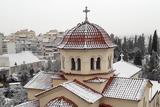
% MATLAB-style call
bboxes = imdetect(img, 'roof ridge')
[115,76,147,81]
[72,79,102,94]
[83,77,108,83]
[102,77,114,93]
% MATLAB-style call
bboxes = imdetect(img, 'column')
[75,58,78,71]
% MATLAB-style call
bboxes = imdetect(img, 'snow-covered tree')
[0,93,6,106]
[142,51,160,80]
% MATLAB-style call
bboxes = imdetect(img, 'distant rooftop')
[2,51,40,67]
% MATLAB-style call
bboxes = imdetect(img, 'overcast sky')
[0,0,160,36]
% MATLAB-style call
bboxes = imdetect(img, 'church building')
[18,7,153,107]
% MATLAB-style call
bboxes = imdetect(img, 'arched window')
[108,56,112,69]
[77,58,81,71]
[71,58,75,70]
[96,57,101,70]
[91,58,94,70]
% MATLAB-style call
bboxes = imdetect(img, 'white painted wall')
[7,42,16,54]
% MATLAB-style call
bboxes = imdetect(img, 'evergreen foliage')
[152,30,158,52]
[134,51,142,65]
[148,35,152,54]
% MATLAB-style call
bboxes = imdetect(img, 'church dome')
[58,7,116,49]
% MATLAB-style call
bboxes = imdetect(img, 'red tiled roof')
[58,21,116,49]
[102,77,149,101]
[61,79,102,103]
[36,79,102,103]
[45,96,78,107]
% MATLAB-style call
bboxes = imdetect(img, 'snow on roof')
[150,80,160,101]
[0,67,9,71]
[14,100,39,107]
[24,71,53,90]
[52,74,68,80]
[113,60,141,78]
[45,96,78,107]
[103,77,148,101]
[83,77,108,83]
[61,80,102,103]
[2,51,40,67]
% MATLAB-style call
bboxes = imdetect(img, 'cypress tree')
[148,35,152,54]
[152,30,158,52]
[134,35,137,47]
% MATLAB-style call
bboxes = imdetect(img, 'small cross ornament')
[120,53,124,61]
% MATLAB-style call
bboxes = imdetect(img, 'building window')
[108,56,112,69]
[96,57,101,70]
[77,58,81,71]
[71,58,75,70]
[91,58,94,70]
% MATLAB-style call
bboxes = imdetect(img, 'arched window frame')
[71,58,75,70]
[90,58,94,70]
[108,56,112,69]
[62,56,65,69]
[77,58,81,71]
[96,57,101,70]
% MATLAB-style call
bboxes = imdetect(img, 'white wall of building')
[0,56,9,67]
[7,42,16,54]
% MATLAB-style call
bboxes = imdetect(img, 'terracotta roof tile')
[58,21,116,49]
[103,77,148,101]
[45,96,78,107]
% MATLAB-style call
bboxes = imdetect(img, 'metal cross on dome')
[83,6,90,21]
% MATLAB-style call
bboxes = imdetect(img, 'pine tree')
[152,30,158,52]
